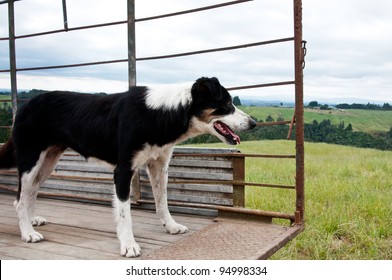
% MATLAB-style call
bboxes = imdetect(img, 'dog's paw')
[22,231,44,243]
[120,241,141,258]
[31,216,47,226]
[164,222,188,235]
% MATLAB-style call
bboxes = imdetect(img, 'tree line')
[308,100,392,111]
[1,91,391,150]
[184,115,392,151]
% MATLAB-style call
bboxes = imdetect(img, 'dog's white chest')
[132,144,173,169]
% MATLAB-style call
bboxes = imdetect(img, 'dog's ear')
[192,77,223,101]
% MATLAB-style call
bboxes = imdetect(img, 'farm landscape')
[0,92,391,259]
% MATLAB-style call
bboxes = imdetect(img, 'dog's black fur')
[0,77,256,257]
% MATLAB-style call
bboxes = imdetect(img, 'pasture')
[188,140,392,259]
[240,106,392,134]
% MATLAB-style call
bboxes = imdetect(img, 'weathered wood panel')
[0,146,244,216]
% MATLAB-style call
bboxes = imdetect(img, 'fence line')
[0,0,305,224]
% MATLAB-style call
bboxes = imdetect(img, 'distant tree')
[265,115,275,122]
[320,104,330,110]
[382,103,391,110]
[233,96,241,106]
[346,123,353,132]
[338,121,345,130]
[308,101,319,107]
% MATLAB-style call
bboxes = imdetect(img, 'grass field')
[186,140,392,259]
[240,106,392,134]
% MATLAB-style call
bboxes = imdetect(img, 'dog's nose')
[249,118,257,129]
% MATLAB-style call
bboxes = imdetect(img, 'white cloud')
[0,0,391,103]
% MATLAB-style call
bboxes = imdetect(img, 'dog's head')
[190,77,257,145]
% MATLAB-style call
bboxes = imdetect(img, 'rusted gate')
[0,0,305,258]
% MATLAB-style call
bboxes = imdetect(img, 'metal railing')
[0,0,305,224]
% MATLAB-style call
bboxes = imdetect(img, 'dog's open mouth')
[213,121,240,145]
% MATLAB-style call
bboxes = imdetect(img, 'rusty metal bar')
[8,0,17,121]
[62,0,69,31]
[135,0,253,22]
[127,0,136,88]
[256,120,292,127]
[0,1,252,41]
[293,0,305,224]
[0,0,21,6]
[0,170,295,190]
[227,80,295,91]
[137,199,295,221]
[0,38,294,73]
[172,153,295,159]
[136,38,294,61]
[0,20,128,41]
[141,179,296,190]
[287,112,296,140]
[0,58,128,73]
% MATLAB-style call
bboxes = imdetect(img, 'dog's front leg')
[113,163,141,257]
[147,158,188,234]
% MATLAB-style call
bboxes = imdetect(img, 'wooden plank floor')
[0,193,213,260]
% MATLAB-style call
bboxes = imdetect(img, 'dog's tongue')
[214,121,241,144]
[226,126,240,144]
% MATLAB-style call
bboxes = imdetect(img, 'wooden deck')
[0,193,302,260]
[0,193,213,260]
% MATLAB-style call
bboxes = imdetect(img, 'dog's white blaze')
[217,106,252,131]
[146,84,192,110]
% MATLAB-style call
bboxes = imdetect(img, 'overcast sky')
[0,0,391,103]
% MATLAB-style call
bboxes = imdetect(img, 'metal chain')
[301,40,307,69]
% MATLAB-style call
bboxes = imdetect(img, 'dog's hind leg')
[15,145,65,242]
[147,155,188,235]
[113,163,141,257]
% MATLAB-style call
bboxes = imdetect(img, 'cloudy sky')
[0,0,391,103]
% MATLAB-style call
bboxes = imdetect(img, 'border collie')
[0,77,256,257]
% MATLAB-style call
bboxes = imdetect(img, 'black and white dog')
[0,77,256,257]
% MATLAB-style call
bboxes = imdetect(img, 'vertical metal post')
[127,0,140,202]
[8,0,18,122]
[62,0,69,31]
[127,0,136,88]
[293,0,305,224]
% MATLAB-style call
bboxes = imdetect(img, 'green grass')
[240,106,392,134]
[185,140,392,259]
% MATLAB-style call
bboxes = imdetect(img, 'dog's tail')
[0,137,16,169]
